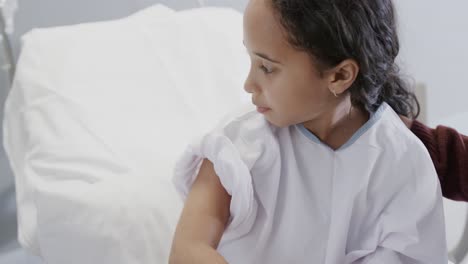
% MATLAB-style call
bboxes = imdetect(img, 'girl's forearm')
[169,242,228,264]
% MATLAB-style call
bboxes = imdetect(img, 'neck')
[302,95,369,150]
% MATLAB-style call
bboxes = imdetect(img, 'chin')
[264,116,292,128]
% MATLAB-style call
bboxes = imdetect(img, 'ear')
[327,59,359,96]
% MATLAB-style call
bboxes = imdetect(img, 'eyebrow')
[243,40,282,64]
[253,52,281,64]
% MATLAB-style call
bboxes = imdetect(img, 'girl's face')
[243,0,336,128]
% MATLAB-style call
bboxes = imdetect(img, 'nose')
[244,70,257,94]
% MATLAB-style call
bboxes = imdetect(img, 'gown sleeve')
[173,112,268,240]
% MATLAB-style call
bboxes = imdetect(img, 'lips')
[252,99,270,113]
[256,106,271,114]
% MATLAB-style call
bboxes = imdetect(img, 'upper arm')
[171,159,231,250]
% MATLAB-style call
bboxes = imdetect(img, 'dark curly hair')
[270,0,419,118]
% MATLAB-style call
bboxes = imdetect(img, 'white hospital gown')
[173,102,447,264]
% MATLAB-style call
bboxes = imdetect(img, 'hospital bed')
[1,2,248,263]
[1,2,467,264]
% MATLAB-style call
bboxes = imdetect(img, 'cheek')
[275,79,320,109]
[265,69,328,109]
[273,78,330,123]
[295,75,330,105]
[265,81,296,109]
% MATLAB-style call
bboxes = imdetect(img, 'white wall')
[395,0,468,125]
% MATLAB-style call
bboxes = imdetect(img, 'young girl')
[170,0,447,263]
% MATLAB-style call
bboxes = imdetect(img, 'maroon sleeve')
[411,120,468,201]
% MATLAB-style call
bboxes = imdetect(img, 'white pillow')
[3,4,248,263]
